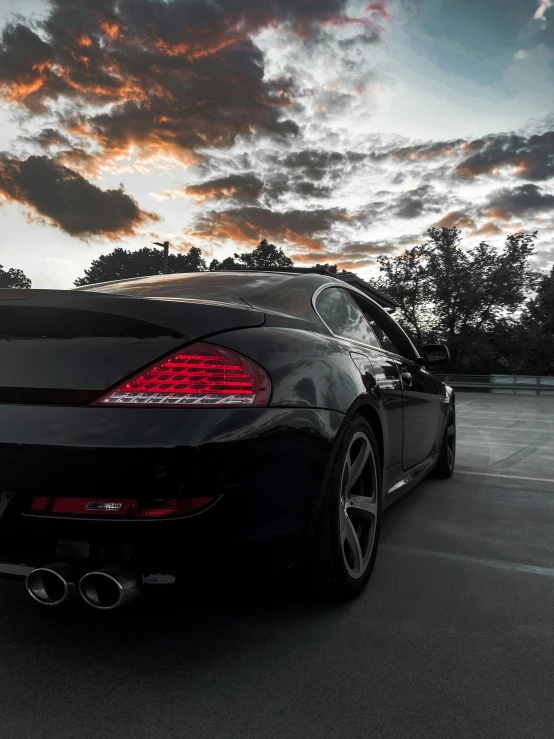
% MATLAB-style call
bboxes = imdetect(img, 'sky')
[0,0,553,288]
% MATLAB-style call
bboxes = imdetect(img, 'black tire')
[309,415,382,601]
[430,405,456,479]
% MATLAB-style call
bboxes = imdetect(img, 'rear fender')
[207,326,367,412]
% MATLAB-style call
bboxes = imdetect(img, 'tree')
[208,256,241,271]
[312,263,350,274]
[519,265,554,375]
[0,264,32,288]
[374,245,431,345]
[209,239,293,271]
[74,246,207,286]
[376,227,539,370]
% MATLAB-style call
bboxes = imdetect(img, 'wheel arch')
[302,398,384,552]
[352,403,384,476]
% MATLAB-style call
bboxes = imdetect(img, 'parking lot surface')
[1,393,553,739]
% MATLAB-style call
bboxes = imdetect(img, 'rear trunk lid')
[0,289,264,404]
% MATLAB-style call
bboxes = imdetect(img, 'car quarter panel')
[210,327,403,470]
[208,326,370,411]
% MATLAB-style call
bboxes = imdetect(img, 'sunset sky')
[0,0,553,288]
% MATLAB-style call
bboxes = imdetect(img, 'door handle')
[401,372,413,388]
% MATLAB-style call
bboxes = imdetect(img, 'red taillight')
[28,496,214,518]
[94,342,271,407]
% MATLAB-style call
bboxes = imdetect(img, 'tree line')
[375,228,553,376]
[3,229,553,375]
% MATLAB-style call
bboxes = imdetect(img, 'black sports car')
[0,269,455,609]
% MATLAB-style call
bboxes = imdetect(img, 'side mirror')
[421,344,450,365]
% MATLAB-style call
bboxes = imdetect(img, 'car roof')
[76,268,398,311]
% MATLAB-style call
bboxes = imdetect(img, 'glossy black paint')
[0,272,453,583]
[0,288,263,402]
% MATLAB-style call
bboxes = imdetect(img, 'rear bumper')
[0,404,344,579]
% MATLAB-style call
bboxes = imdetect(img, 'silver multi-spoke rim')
[340,431,379,579]
[446,412,456,470]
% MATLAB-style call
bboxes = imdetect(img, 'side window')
[315,288,381,348]
[350,294,413,359]
[371,323,403,355]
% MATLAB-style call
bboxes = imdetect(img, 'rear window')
[77,272,295,302]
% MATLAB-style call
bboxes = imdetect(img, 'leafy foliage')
[74,246,207,286]
[376,227,542,371]
[0,264,32,288]
[209,239,293,271]
[518,265,554,375]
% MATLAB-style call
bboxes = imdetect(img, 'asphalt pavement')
[1,392,554,739]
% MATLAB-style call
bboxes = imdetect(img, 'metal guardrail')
[433,374,554,396]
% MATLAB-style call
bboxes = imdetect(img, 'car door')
[313,286,403,469]
[395,356,441,469]
[350,294,441,471]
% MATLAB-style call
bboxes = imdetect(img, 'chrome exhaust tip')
[25,563,79,606]
[79,568,141,611]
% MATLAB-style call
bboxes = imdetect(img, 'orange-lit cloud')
[291,236,401,270]
[436,211,476,229]
[471,221,503,236]
[186,206,350,251]
[455,131,554,181]
[99,19,124,40]
[390,141,462,161]
[484,184,554,221]
[0,0,371,169]
[183,173,264,203]
[367,2,391,19]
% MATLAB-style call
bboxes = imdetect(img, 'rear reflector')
[28,496,214,518]
[0,289,36,300]
[94,342,271,407]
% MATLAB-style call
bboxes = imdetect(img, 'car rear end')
[0,286,340,608]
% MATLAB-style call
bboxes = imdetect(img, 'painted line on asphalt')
[382,544,554,578]
[457,441,547,447]
[458,413,554,420]
[454,469,554,484]
[459,425,554,431]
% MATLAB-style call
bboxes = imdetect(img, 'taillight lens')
[29,496,215,518]
[94,342,271,407]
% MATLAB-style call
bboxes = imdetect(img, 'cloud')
[472,220,503,236]
[436,211,477,229]
[0,154,155,238]
[291,234,418,270]
[25,128,72,149]
[534,0,553,20]
[484,183,554,220]
[393,185,442,219]
[262,172,333,201]
[386,140,463,161]
[0,0,379,166]
[187,205,350,250]
[280,149,368,180]
[455,131,554,181]
[178,173,265,203]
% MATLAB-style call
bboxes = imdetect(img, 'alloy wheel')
[339,431,379,579]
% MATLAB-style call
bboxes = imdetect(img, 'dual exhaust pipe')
[25,563,141,610]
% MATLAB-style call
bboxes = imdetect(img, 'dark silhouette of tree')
[374,245,430,345]
[0,264,32,288]
[313,262,338,274]
[209,256,242,271]
[376,227,539,370]
[74,246,206,286]
[519,265,554,375]
[312,263,350,274]
[209,239,293,271]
